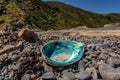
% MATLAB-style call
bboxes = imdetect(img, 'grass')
[0,0,120,30]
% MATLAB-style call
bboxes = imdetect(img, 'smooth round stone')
[11,54,20,61]
[21,74,31,80]
[86,67,98,79]
[99,63,120,80]
[78,61,85,71]
[41,40,84,66]
[62,72,75,80]
[75,71,91,80]
[41,72,55,79]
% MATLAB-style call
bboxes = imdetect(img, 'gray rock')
[4,75,9,80]
[41,72,55,79]
[61,70,69,75]
[3,69,8,75]
[75,71,91,80]
[98,53,108,60]
[11,54,20,61]
[86,67,98,79]
[108,52,118,57]
[62,72,75,80]
[106,57,115,67]
[30,74,35,79]
[99,63,120,80]
[21,74,31,80]
[43,62,53,72]
[114,59,120,67]
[78,60,85,71]
[0,54,7,62]
[57,77,63,80]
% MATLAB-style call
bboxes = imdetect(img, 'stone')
[86,67,98,79]
[87,44,95,50]
[99,63,120,80]
[90,53,97,58]
[82,58,88,63]
[41,72,55,79]
[98,53,108,60]
[106,57,115,67]
[78,60,85,71]
[62,72,75,80]
[18,29,38,42]
[114,59,120,67]
[21,74,31,80]
[43,62,53,72]
[0,55,6,62]
[11,54,20,61]
[61,70,70,75]
[75,71,91,80]
[0,41,22,55]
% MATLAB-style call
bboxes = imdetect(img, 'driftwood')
[0,41,23,55]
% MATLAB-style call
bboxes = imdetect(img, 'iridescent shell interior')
[42,41,84,66]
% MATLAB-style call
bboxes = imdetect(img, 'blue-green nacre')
[41,40,84,66]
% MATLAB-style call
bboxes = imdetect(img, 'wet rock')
[62,72,75,80]
[86,67,98,79]
[21,74,31,80]
[99,63,120,80]
[75,71,91,80]
[18,29,38,42]
[41,72,55,79]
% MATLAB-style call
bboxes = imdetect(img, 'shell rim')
[41,40,84,66]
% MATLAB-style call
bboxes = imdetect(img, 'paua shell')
[41,40,84,66]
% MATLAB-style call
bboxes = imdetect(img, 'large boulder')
[99,63,120,80]
[18,29,38,42]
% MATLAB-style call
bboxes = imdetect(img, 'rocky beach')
[0,29,120,80]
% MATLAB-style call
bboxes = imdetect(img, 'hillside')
[0,0,120,30]
[46,1,120,28]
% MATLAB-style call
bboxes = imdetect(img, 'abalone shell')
[41,40,84,66]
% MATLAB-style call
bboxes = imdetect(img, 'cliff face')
[0,0,120,30]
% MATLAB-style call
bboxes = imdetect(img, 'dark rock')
[18,29,38,42]
[62,72,75,80]
[99,63,120,80]
[75,71,91,80]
